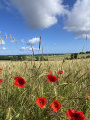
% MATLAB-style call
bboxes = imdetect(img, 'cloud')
[64,0,90,39]
[0,47,6,50]
[20,47,28,50]
[20,46,40,51]
[2,47,6,50]
[27,37,40,45]
[28,47,39,51]
[21,39,26,44]
[75,34,90,40]
[0,39,5,45]
[11,0,68,29]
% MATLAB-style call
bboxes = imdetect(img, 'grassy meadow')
[0,58,90,120]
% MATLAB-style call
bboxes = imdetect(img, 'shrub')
[70,53,78,59]
[35,56,39,61]
[86,55,90,58]
[40,56,44,61]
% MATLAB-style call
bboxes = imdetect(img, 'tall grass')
[0,59,90,120]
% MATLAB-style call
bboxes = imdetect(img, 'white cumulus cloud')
[64,0,90,39]
[2,47,6,50]
[11,0,67,29]
[20,46,40,51]
[20,47,28,50]
[27,37,40,45]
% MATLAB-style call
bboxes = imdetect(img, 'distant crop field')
[46,53,90,61]
[0,59,90,120]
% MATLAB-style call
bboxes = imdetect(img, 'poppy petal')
[14,76,26,88]
[46,74,59,83]
[50,100,61,111]
[66,109,86,120]
[36,97,47,108]
[0,79,3,84]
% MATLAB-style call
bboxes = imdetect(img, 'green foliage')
[43,58,48,61]
[0,55,26,61]
[1,53,90,61]
[86,51,90,54]
[35,56,48,61]
[70,53,78,59]
[13,55,26,61]
[86,55,90,58]
[79,51,90,54]
[79,52,85,54]
[35,56,39,61]
[64,57,69,60]
[40,55,44,61]
[0,56,11,60]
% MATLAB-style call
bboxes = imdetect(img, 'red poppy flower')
[14,77,26,88]
[66,109,86,120]
[85,94,90,98]
[0,79,3,84]
[0,68,2,73]
[66,118,87,120]
[45,74,59,85]
[57,70,63,75]
[36,97,47,108]
[50,100,61,112]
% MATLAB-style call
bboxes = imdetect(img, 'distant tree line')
[79,51,90,54]
[0,51,90,61]
[0,56,11,60]
[0,55,26,61]
[0,55,48,61]
[35,55,48,61]
[65,52,90,60]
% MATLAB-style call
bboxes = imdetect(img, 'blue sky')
[0,0,90,55]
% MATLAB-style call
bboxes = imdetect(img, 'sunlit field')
[0,59,90,120]
[1,0,90,120]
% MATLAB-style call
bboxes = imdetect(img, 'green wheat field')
[0,58,90,120]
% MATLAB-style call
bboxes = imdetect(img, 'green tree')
[70,53,78,59]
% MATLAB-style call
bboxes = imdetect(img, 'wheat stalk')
[39,36,41,50]
[5,32,7,40]
[0,37,2,44]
